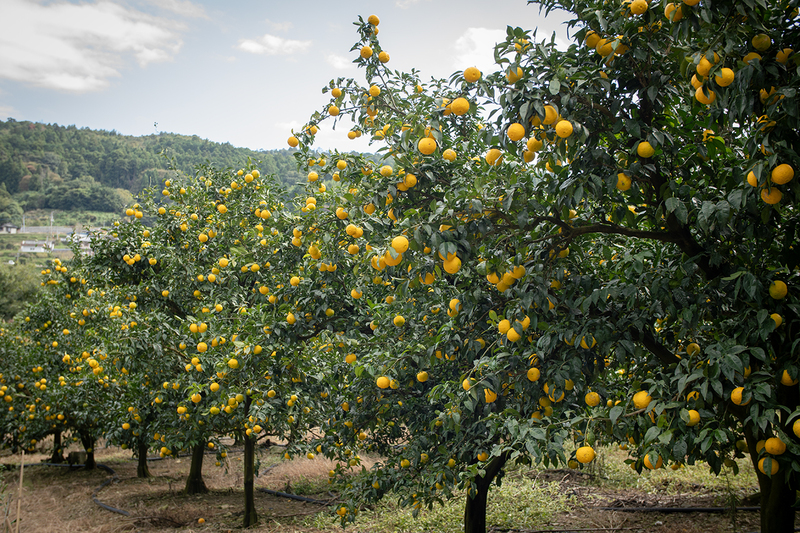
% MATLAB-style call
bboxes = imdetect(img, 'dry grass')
[0,439,379,532]
[0,442,766,533]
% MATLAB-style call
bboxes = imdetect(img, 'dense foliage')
[0,1,798,533]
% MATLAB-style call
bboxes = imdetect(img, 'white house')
[20,241,53,253]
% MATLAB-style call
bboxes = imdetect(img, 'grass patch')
[582,445,759,504]
[300,475,569,532]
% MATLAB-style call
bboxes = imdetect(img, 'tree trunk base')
[136,439,152,478]
[185,443,208,494]
[243,435,258,527]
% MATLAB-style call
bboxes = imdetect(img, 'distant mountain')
[0,119,305,222]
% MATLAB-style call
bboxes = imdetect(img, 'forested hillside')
[0,119,305,224]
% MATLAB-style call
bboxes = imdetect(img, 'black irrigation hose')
[597,506,760,513]
[258,488,334,506]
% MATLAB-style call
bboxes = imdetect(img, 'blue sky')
[0,0,570,152]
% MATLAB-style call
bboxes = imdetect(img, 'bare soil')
[0,442,767,533]
[526,469,762,533]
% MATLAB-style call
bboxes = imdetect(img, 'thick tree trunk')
[49,430,64,463]
[79,431,95,470]
[758,470,797,532]
[184,443,208,494]
[243,433,258,527]
[463,452,509,533]
[136,438,151,478]
[744,424,798,532]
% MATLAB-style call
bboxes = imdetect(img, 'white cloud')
[237,34,312,56]
[325,53,354,70]
[396,0,431,8]
[452,28,507,75]
[265,19,293,32]
[0,0,183,92]
[144,0,208,19]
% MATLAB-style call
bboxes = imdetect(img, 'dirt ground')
[0,442,768,533]
[529,469,762,533]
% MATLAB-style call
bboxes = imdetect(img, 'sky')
[0,0,571,153]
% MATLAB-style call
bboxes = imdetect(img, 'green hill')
[0,119,305,224]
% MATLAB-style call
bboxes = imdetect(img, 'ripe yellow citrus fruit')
[507,328,521,342]
[328,105,339,116]
[769,280,788,299]
[287,136,299,147]
[781,370,798,386]
[287,312,296,324]
[526,138,543,153]
[391,236,409,254]
[686,342,700,356]
[418,137,437,155]
[743,52,762,64]
[695,87,716,104]
[633,390,652,409]
[507,123,526,141]
[378,51,390,63]
[484,389,498,402]
[793,419,800,439]
[595,39,613,57]
[771,313,782,327]
[451,97,470,116]
[765,437,786,455]
[417,371,429,382]
[443,255,461,274]
[644,454,663,469]
[393,315,405,327]
[197,342,208,353]
[442,148,457,162]
[486,148,503,166]
[498,319,511,334]
[463,67,481,82]
[637,141,655,158]
[543,105,558,125]
[555,120,573,138]
[731,386,749,405]
[360,46,373,59]
[630,0,648,14]
[664,3,683,21]
[477,452,489,461]
[368,14,380,25]
[506,67,524,83]
[746,171,758,187]
[759,457,779,475]
[616,172,632,191]
[377,376,390,389]
[576,446,596,464]
[585,392,601,407]
[714,68,734,87]
[696,55,715,77]
[761,187,782,204]
[776,48,793,63]
[771,164,794,185]
[527,367,541,382]
[686,409,700,426]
